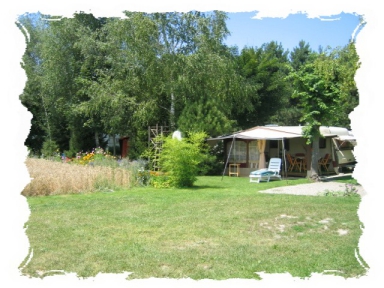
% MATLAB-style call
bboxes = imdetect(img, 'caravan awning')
[336,135,356,141]
[207,126,304,141]
[236,126,303,140]
[208,125,355,142]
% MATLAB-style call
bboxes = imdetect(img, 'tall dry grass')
[22,158,132,196]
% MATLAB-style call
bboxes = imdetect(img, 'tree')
[74,12,166,158]
[329,42,360,128]
[151,11,236,131]
[176,45,253,136]
[70,12,109,149]
[17,13,48,155]
[290,43,360,180]
[76,11,247,155]
[235,42,292,128]
[289,40,315,71]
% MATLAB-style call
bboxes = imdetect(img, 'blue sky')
[224,12,362,52]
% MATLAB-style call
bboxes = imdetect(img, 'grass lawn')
[21,176,367,280]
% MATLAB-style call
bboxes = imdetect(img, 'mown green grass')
[21,176,367,280]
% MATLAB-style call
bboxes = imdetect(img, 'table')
[229,164,240,177]
[295,154,306,172]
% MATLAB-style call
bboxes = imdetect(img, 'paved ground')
[259,174,366,197]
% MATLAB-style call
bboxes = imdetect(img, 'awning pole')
[282,139,287,181]
[222,135,235,180]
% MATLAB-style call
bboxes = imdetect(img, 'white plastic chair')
[249,158,282,183]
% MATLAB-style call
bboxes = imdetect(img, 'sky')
[224,12,362,52]
[2,1,384,288]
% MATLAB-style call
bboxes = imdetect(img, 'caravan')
[320,126,356,172]
[207,125,356,177]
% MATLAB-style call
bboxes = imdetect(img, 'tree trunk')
[113,134,116,156]
[310,133,320,181]
[304,143,312,178]
[170,92,175,130]
[95,131,100,148]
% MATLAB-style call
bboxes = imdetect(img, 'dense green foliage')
[18,12,360,176]
[235,42,295,127]
[158,132,209,187]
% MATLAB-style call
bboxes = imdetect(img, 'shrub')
[159,132,209,187]
[199,141,225,176]
[149,172,171,188]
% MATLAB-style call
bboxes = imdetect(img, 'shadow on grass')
[321,174,361,185]
[185,185,224,190]
[322,174,354,181]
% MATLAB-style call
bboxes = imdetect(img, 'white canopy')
[237,126,303,140]
[208,126,304,141]
[208,125,356,141]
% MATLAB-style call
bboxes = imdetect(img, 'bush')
[199,141,225,176]
[149,171,171,188]
[159,132,209,187]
